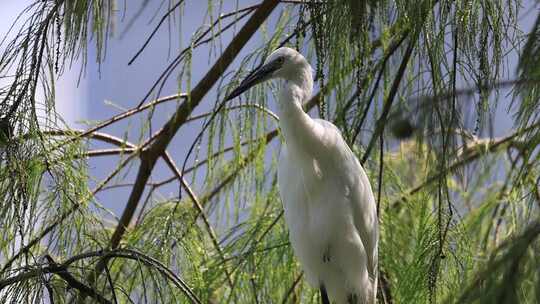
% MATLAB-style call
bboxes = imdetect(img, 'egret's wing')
[349,156,378,278]
[314,119,379,278]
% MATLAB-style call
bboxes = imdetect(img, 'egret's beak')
[225,59,282,101]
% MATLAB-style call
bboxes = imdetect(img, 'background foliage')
[0,0,539,303]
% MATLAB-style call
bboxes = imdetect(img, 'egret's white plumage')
[227,47,378,304]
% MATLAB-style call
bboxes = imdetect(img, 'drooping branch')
[0,249,202,304]
[44,255,113,304]
[1,151,139,273]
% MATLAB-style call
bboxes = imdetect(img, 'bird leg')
[320,285,330,304]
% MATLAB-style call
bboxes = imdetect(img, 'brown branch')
[45,130,138,159]
[51,93,186,150]
[45,130,136,148]
[111,0,269,247]
[84,148,136,158]
[281,272,304,304]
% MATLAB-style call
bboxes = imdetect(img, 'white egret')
[226,47,378,304]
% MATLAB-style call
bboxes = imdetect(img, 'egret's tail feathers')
[371,274,378,304]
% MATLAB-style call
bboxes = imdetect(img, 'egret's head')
[225,47,310,101]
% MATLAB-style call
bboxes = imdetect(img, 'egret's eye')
[277,57,285,64]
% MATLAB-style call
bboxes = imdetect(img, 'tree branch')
[161,152,235,288]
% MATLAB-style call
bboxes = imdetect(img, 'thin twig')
[49,93,186,152]
[161,152,235,288]
[281,272,304,304]
[128,0,186,65]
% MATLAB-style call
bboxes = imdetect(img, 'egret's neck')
[278,68,313,117]
[286,65,313,105]
[278,66,317,148]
